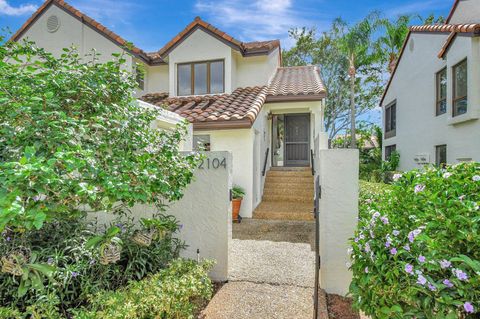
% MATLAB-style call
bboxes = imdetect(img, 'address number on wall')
[199,157,227,169]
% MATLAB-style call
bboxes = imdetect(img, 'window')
[135,63,145,90]
[435,145,447,167]
[453,59,467,117]
[385,102,396,138]
[385,145,396,161]
[177,60,224,96]
[193,135,211,151]
[436,68,447,115]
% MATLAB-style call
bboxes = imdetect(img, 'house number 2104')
[199,157,227,169]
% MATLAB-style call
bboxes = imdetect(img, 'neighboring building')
[12,0,328,218]
[381,0,480,171]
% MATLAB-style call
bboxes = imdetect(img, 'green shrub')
[0,215,184,316]
[73,259,214,319]
[351,163,480,318]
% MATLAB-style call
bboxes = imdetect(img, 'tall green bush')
[351,163,480,318]
[0,38,199,231]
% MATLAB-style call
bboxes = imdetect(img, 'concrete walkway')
[201,237,328,319]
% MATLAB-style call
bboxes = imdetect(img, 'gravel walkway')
[201,238,326,319]
[229,239,315,287]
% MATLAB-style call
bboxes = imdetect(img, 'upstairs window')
[453,59,467,117]
[177,60,224,96]
[385,102,396,138]
[435,68,447,116]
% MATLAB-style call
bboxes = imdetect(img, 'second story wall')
[449,0,480,24]
[234,48,280,89]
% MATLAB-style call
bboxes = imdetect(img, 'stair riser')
[265,177,313,184]
[266,171,312,177]
[263,189,314,197]
[262,195,312,203]
[253,212,314,221]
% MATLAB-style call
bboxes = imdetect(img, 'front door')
[284,114,310,166]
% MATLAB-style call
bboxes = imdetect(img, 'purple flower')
[393,173,402,181]
[427,283,437,291]
[417,274,427,286]
[443,279,454,288]
[440,259,451,269]
[392,230,400,236]
[472,175,480,182]
[403,244,411,251]
[364,267,369,273]
[414,184,425,193]
[385,241,391,248]
[390,248,397,255]
[418,255,426,263]
[6,237,11,242]
[47,258,54,265]
[405,264,414,274]
[372,212,380,219]
[354,237,359,243]
[464,302,474,314]
[408,232,415,243]
[365,243,371,253]
[380,216,389,225]
[455,269,468,281]
[71,271,79,278]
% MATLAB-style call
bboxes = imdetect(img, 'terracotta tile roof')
[141,86,268,129]
[154,16,280,60]
[267,66,326,102]
[141,66,325,129]
[9,0,159,63]
[410,23,480,33]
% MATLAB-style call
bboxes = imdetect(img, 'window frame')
[385,144,396,161]
[435,67,447,116]
[176,59,225,96]
[435,144,447,167]
[452,58,468,117]
[384,100,396,139]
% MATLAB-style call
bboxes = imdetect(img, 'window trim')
[177,59,225,96]
[384,100,396,139]
[452,58,467,117]
[435,67,447,116]
[385,144,396,161]
[435,144,447,167]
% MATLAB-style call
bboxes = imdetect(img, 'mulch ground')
[326,294,360,319]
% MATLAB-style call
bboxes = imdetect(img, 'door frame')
[271,113,311,167]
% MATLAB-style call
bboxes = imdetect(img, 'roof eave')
[193,119,252,130]
[265,93,326,103]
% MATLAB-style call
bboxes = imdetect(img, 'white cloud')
[0,0,37,16]
[194,0,324,48]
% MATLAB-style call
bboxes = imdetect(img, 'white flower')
[443,172,452,179]
[472,175,480,182]
[393,173,402,181]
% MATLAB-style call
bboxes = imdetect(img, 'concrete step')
[270,167,310,171]
[265,175,313,184]
[266,170,312,177]
[262,194,313,203]
[253,201,314,221]
[263,187,314,197]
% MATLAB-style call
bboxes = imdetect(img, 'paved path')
[201,238,328,319]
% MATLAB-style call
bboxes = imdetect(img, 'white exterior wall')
[167,29,234,96]
[146,64,169,94]
[234,48,280,89]
[449,0,480,24]
[318,149,359,295]
[198,129,255,218]
[18,4,134,69]
[382,32,480,171]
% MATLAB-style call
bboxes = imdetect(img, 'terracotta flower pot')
[232,198,242,222]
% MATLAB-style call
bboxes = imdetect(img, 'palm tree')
[376,15,411,73]
[334,14,377,148]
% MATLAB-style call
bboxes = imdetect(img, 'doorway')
[272,114,310,167]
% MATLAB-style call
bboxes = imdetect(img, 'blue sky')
[2,0,452,52]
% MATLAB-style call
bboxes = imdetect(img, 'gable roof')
[10,0,156,64]
[141,66,326,130]
[154,16,281,61]
[10,1,280,66]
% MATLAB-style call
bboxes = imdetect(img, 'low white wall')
[93,151,232,282]
[318,149,359,295]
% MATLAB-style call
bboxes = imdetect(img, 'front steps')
[253,167,314,221]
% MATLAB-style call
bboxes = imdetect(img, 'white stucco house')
[381,0,480,171]
[12,0,328,219]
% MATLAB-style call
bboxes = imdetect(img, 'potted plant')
[231,185,245,223]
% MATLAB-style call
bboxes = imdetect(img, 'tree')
[0,39,199,231]
[333,14,378,148]
[375,15,411,73]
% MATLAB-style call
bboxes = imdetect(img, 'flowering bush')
[350,162,480,318]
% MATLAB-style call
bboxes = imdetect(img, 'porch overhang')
[193,119,252,130]
[265,93,326,103]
